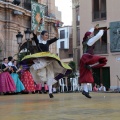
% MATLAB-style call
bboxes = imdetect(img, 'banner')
[31,0,45,32]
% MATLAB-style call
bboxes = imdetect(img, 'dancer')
[79,24,107,98]
[21,19,72,98]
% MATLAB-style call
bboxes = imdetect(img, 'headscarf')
[83,32,92,41]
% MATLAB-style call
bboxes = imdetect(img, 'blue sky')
[55,0,72,25]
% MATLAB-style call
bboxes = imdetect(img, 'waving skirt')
[21,52,72,85]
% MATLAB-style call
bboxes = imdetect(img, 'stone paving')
[0,92,120,120]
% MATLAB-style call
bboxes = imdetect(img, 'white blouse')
[37,35,47,44]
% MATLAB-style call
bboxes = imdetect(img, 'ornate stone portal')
[110,21,120,52]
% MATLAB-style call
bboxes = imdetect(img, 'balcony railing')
[92,10,106,21]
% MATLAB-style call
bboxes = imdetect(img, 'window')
[60,41,64,49]
[60,30,65,39]
[94,27,107,54]
[69,54,73,58]
[92,0,106,21]
[76,6,80,26]
[45,6,48,16]
[24,0,31,11]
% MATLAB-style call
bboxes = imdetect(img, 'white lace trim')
[37,35,47,44]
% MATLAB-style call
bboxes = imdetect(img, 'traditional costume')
[10,65,25,93]
[79,27,107,98]
[20,64,35,93]
[0,63,16,93]
[20,33,72,98]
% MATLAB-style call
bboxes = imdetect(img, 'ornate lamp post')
[24,28,31,54]
[16,31,23,49]
[16,31,23,60]
[24,28,31,40]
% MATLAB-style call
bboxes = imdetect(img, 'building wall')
[0,0,62,59]
[0,1,31,59]
[57,26,73,62]
[73,0,120,89]
[55,6,61,21]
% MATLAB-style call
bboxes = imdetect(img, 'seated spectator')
[93,83,98,92]
[99,83,106,92]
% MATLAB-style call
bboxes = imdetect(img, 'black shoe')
[32,92,35,94]
[82,91,92,98]
[49,93,54,98]
[39,91,42,94]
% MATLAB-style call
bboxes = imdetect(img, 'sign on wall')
[110,21,120,52]
[31,0,45,32]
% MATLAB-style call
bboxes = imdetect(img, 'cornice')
[0,1,31,16]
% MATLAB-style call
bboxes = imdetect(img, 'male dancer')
[79,24,108,98]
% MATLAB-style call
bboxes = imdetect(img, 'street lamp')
[16,31,23,61]
[24,28,31,40]
[16,31,23,48]
[24,28,31,54]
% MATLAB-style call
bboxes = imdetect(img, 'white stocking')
[48,85,52,94]
[83,83,88,92]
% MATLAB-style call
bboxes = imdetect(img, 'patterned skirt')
[20,70,35,92]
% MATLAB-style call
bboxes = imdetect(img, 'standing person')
[8,56,13,67]
[79,24,107,98]
[21,19,72,98]
[0,58,16,94]
[20,63,36,94]
[10,60,25,93]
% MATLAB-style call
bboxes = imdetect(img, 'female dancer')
[21,19,72,98]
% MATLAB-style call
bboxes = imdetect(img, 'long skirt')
[35,83,42,91]
[21,52,72,86]
[0,72,16,93]
[11,73,25,92]
[20,70,35,92]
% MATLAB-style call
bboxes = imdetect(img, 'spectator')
[93,83,98,92]
[99,83,106,92]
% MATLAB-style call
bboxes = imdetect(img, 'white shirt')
[37,35,47,44]
[8,61,13,66]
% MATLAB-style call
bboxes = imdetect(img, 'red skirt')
[79,53,107,83]
[21,70,35,92]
